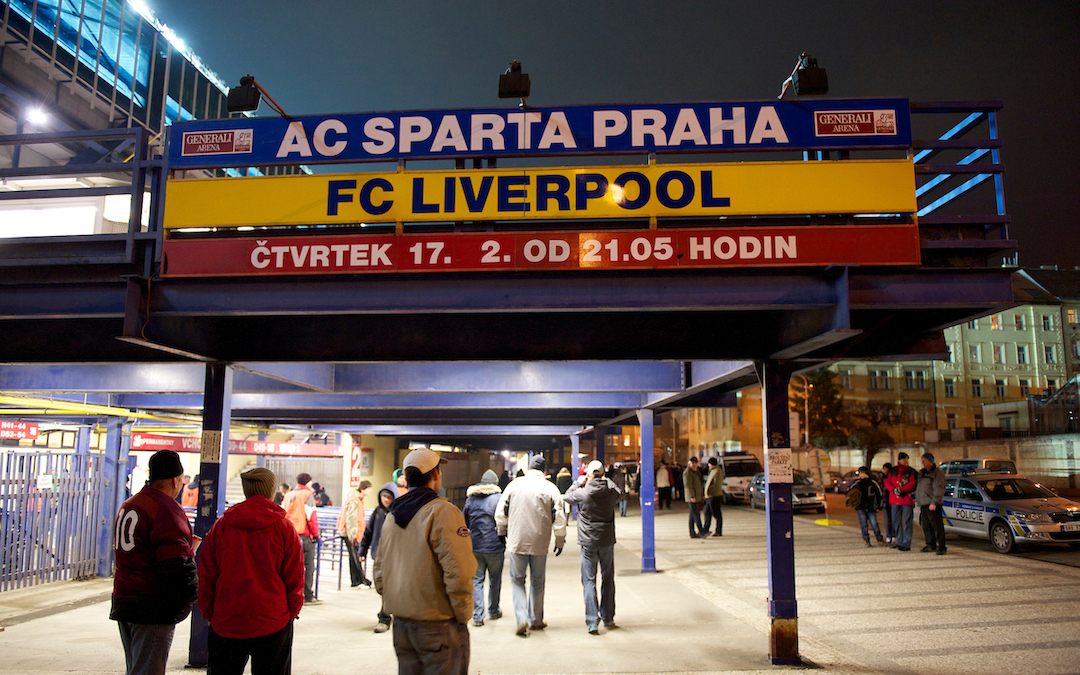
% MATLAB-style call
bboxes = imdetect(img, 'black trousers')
[342,536,369,586]
[208,621,292,675]
[702,496,723,535]
[658,487,673,509]
[920,505,946,551]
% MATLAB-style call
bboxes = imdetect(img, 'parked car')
[836,469,883,494]
[940,458,1016,475]
[942,474,1080,553]
[719,452,764,504]
[746,470,826,513]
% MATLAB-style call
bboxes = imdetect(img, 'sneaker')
[373,622,390,634]
[306,598,323,605]
[489,611,502,620]
[920,546,934,552]
[516,623,529,637]
[529,621,547,630]
[588,624,599,635]
[472,619,484,627]
[604,621,618,629]
[864,539,871,547]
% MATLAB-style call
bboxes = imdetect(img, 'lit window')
[1068,309,1078,324]
[992,344,1004,364]
[1016,345,1028,364]
[1015,315,1026,330]
[943,379,955,398]
[990,315,1001,330]
[995,379,1006,397]
[1045,345,1056,364]
[969,345,980,363]
[972,379,982,398]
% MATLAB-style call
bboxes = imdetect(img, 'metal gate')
[0,451,107,591]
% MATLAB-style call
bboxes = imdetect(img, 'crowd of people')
[845,451,947,555]
[111,449,626,675]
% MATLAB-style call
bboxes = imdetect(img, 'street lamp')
[793,373,812,445]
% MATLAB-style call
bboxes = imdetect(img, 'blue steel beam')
[233,363,336,392]
[0,364,309,393]
[110,392,647,410]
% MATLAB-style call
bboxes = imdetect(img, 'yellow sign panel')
[164,159,915,229]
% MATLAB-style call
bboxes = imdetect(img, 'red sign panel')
[163,225,919,277]
[181,129,253,157]
[815,110,898,137]
[1,421,39,439]
[131,433,346,457]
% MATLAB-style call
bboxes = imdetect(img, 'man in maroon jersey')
[110,450,198,675]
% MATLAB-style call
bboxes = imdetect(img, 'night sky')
[153,1,1079,270]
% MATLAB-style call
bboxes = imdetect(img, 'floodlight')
[25,107,49,126]
[777,52,829,99]
[498,60,530,100]
[227,74,262,113]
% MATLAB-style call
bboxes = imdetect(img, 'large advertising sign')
[167,98,911,168]
[162,224,920,277]
[131,433,346,457]
[164,159,915,229]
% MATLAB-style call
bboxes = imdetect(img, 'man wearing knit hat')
[197,467,305,675]
[563,460,622,635]
[883,452,918,551]
[495,454,567,637]
[462,469,505,626]
[110,449,198,675]
[916,453,947,555]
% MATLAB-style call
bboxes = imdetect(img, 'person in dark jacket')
[359,481,398,633]
[462,469,504,626]
[563,460,621,634]
[110,450,198,675]
[682,457,707,539]
[555,467,573,494]
[916,453,947,555]
[311,482,332,507]
[848,466,885,547]
[610,464,628,517]
[198,468,305,675]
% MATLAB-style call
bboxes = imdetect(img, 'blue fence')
[0,450,107,590]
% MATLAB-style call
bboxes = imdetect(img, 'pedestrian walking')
[702,457,724,536]
[655,461,673,510]
[682,456,707,539]
[555,466,573,494]
[495,455,567,637]
[374,448,476,675]
[360,481,399,633]
[110,450,198,675]
[462,469,504,626]
[883,453,918,551]
[279,474,320,604]
[338,480,373,587]
[563,460,621,635]
[197,468,305,675]
[916,453,947,555]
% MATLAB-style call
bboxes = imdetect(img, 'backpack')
[845,486,863,509]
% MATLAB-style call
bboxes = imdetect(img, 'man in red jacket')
[883,452,918,551]
[197,467,305,675]
[280,473,320,604]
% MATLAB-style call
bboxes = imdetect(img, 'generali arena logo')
[814,110,897,137]
[181,129,254,156]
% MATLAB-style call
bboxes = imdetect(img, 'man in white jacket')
[495,455,567,637]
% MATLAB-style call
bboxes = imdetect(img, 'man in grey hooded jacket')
[563,460,621,635]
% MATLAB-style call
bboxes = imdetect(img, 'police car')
[942,473,1080,553]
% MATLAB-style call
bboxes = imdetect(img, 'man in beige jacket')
[374,448,476,675]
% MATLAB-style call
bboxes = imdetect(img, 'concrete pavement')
[1,500,1079,675]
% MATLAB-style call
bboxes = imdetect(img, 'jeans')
[882,504,894,540]
[117,621,175,675]
[687,501,705,537]
[857,510,882,541]
[208,621,292,675]
[508,553,547,627]
[300,535,316,601]
[471,551,503,621]
[702,496,723,535]
[920,505,947,551]
[891,504,914,548]
[392,617,469,675]
[580,545,615,626]
[619,497,627,517]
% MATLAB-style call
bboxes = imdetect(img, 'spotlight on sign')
[227,74,261,113]
[777,52,828,99]
[498,60,531,100]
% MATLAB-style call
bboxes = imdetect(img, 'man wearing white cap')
[563,460,622,635]
[495,455,567,637]
[374,448,476,675]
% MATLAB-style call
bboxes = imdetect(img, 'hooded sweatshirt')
[197,495,304,639]
[358,482,398,559]
[374,487,477,623]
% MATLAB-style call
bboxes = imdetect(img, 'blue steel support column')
[570,435,580,482]
[636,409,656,573]
[594,425,607,464]
[756,360,800,665]
[188,363,233,668]
[255,429,268,468]
[96,417,126,577]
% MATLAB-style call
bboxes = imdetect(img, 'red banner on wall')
[162,224,920,278]
[131,433,346,457]
[1,421,38,439]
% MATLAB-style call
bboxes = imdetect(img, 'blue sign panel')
[169,98,911,169]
